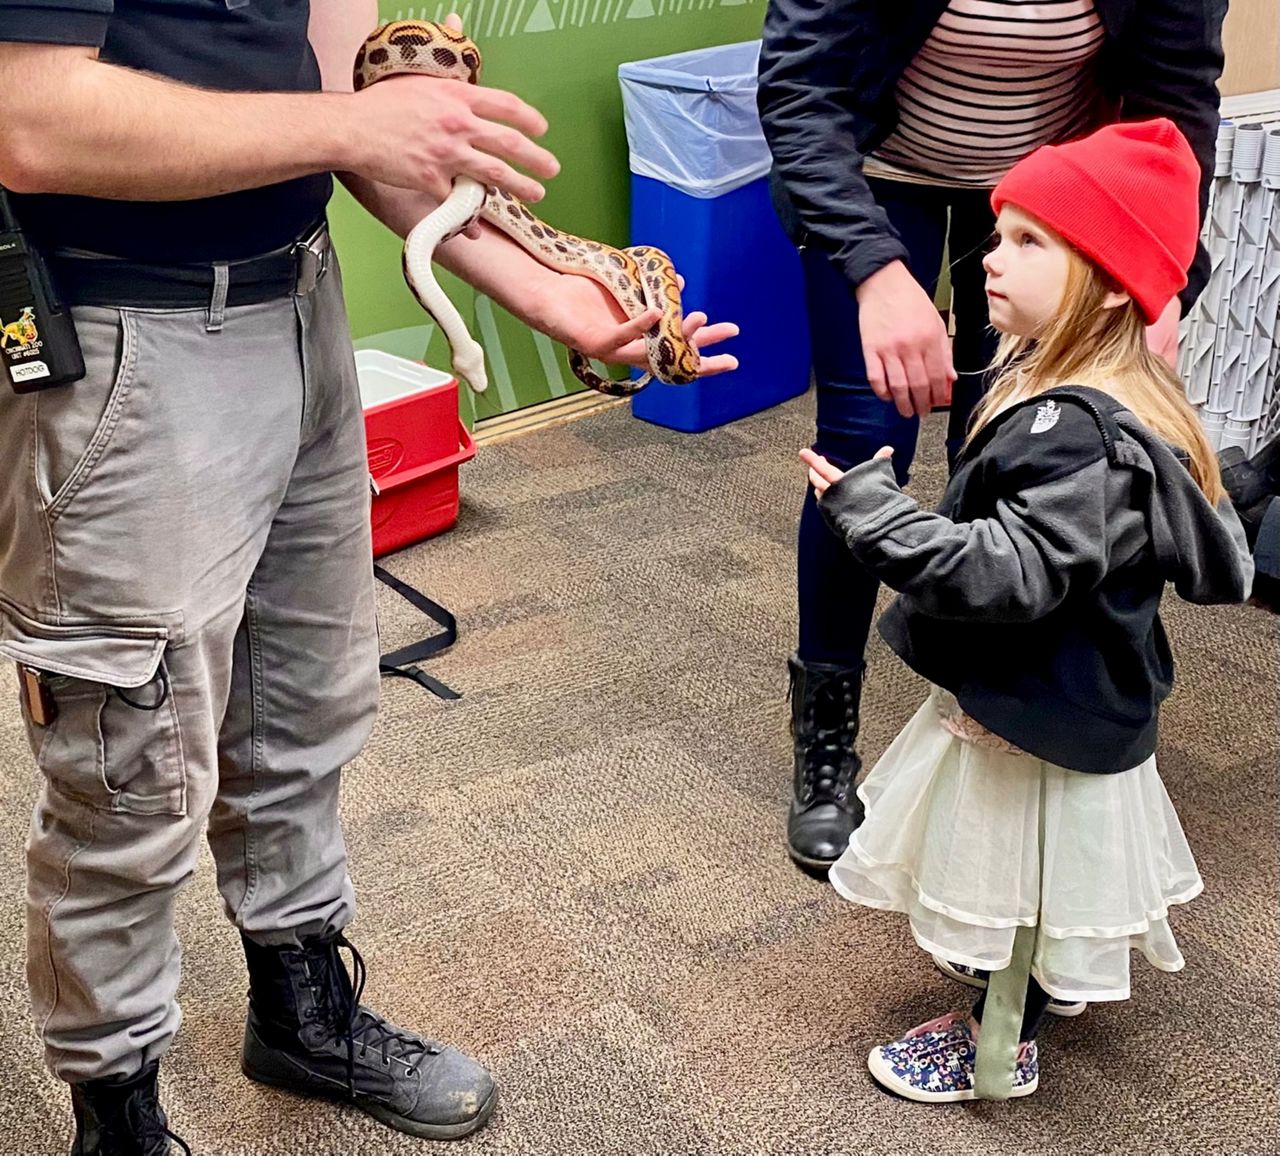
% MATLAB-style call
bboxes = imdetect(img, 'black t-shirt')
[0,0,333,262]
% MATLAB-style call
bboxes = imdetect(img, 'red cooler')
[356,349,476,558]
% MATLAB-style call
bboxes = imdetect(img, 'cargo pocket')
[1,607,186,817]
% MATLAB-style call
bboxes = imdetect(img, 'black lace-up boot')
[1219,443,1279,549]
[785,653,865,875]
[70,1061,191,1156]
[240,932,496,1140]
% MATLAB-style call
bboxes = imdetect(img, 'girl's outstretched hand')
[799,446,894,497]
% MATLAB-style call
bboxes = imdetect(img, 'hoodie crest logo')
[1030,400,1061,434]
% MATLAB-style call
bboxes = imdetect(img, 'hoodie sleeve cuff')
[818,457,915,546]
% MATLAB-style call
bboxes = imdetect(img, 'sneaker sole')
[243,1061,497,1140]
[931,955,1086,1017]
[866,1047,1038,1104]
[1045,999,1087,1018]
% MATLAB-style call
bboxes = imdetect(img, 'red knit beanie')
[991,118,1201,324]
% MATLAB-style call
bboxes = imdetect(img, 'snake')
[354,20,701,397]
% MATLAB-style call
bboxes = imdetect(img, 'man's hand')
[347,78,558,205]
[800,446,893,498]
[1145,297,1181,371]
[525,272,738,377]
[855,260,955,419]
[315,6,558,205]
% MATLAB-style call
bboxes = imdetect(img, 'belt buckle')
[291,224,329,296]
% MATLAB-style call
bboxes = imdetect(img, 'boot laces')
[792,672,860,803]
[302,934,441,1100]
[115,1087,191,1156]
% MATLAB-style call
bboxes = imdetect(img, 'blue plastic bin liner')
[617,40,771,200]
[619,41,812,433]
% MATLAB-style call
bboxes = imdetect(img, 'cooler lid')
[356,349,455,409]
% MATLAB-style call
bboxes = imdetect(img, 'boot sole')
[786,847,838,877]
[243,1060,497,1140]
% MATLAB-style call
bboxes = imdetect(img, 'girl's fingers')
[799,448,844,485]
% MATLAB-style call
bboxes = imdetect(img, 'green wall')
[334,0,768,426]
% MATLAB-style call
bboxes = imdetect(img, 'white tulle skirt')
[829,689,1203,1004]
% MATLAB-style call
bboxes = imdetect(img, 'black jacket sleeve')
[817,404,1126,623]
[1116,0,1227,314]
[0,0,112,47]
[757,0,910,291]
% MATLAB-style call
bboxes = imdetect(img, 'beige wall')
[1220,0,1280,97]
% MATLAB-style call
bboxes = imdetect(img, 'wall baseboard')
[473,390,627,446]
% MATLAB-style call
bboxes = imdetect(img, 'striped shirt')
[865,0,1105,189]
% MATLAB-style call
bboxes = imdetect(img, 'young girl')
[800,118,1254,1103]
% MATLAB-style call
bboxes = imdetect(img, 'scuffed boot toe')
[787,799,863,872]
[381,1044,497,1139]
[241,932,498,1141]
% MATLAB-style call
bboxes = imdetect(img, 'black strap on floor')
[374,564,461,700]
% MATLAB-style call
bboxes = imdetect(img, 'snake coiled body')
[355,21,700,397]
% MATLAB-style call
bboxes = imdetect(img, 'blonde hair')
[967,248,1225,504]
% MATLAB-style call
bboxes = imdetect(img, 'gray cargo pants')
[0,241,380,1083]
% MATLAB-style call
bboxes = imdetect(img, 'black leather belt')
[50,220,332,309]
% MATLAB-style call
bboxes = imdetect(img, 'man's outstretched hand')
[529,272,739,377]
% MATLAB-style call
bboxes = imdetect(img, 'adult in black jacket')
[757,0,1228,874]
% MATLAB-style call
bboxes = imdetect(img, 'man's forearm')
[340,171,560,333]
[0,43,358,199]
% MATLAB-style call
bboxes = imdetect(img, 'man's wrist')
[319,93,366,175]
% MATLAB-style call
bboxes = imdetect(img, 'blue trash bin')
[618,41,812,433]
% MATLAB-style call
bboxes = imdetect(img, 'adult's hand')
[349,75,559,204]
[530,273,739,376]
[855,260,955,418]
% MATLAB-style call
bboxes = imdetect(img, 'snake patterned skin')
[355,20,701,397]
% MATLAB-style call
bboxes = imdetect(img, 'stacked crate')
[1180,118,1280,453]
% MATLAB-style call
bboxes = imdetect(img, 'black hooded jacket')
[820,387,1253,773]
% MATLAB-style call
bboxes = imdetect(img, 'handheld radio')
[0,187,84,393]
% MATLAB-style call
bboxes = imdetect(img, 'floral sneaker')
[932,955,1087,1017]
[867,1012,1039,1103]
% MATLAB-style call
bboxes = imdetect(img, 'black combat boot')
[1218,444,1276,549]
[69,1061,190,1156]
[785,653,865,876]
[240,932,496,1140]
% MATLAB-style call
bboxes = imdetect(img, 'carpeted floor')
[1,393,1277,1156]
